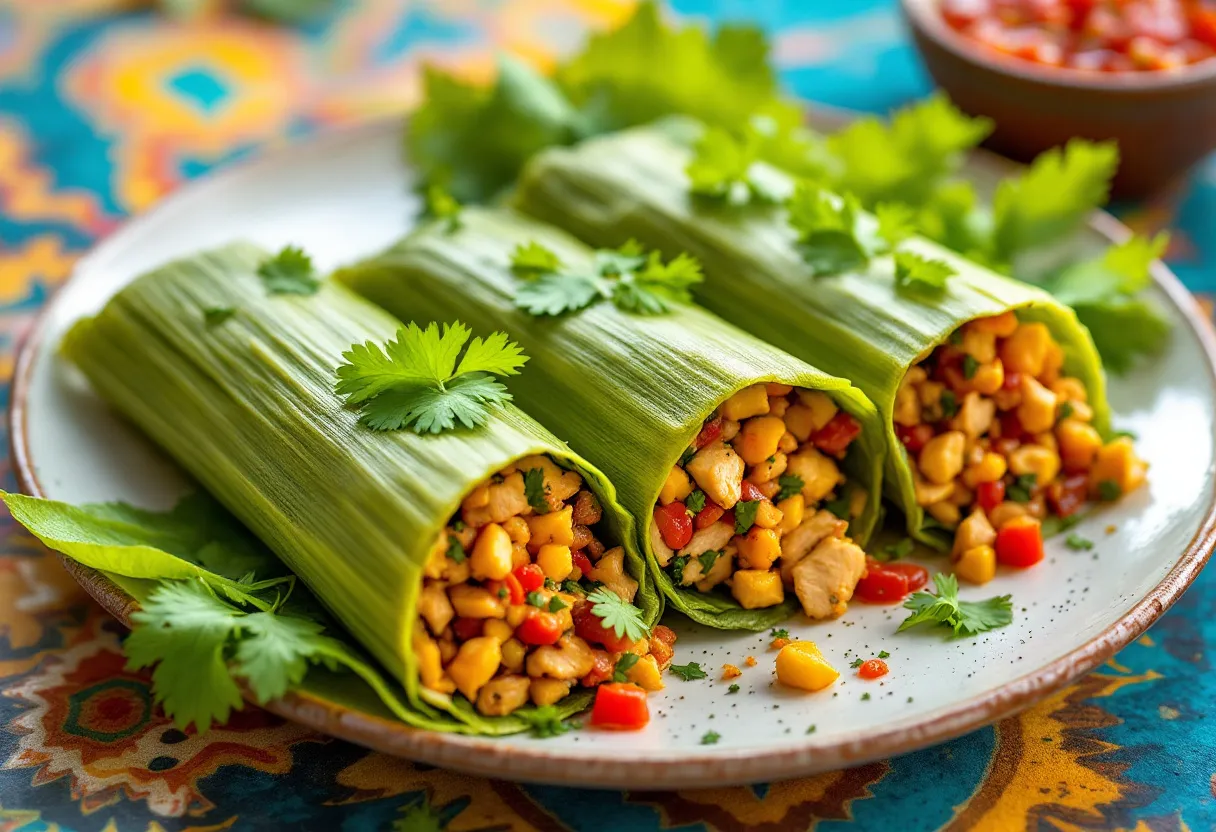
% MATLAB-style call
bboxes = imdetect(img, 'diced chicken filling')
[897,311,1148,581]
[650,383,869,619]
[417,455,677,716]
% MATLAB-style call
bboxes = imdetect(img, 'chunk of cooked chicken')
[685,440,745,509]
[695,544,734,591]
[778,510,848,585]
[416,582,454,635]
[588,546,638,604]
[649,518,675,567]
[476,675,531,716]
[463,471,531,526]
[526,633,596,680]
[677,522,734,559]
[790,536,866,619]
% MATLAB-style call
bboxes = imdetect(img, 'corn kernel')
[970,359,1005,395]
[1009,444,1061,487]
[1017,375,1058,434]
[501,638,526,672]
[783,405,815,441]
[1041,342,1064,383]
[748,451,787,484]
[954,544,997,584]
[1090,437,1148,496]
[527,506,574,551]
[1057,420,1103,472]
[626,654,665,691]
[752,500,785,529]
[536,544,573,582]
[963,452,1008,487]
[502,516,531,547]
[447,637,502,701]
[414,628,456,694]
[797,390,839,431]
[1051,377,1088,403]
[1000,322,1052,376]
[919,430,967,485]
[470,523,513,581]
[483,619,514,643]
[737,527,782,570]
[731,570,785,608]
[914,472,956,506]
[721,385,770,421]
[775,494,805,535]
[659,465,694,505]
[769,397,789,417]
[461,483,490,510]
[989,501,1029,529]
[926,500,960,527]
[737,416,787,465]
[775,641,839,692]
[449,584,507,619]
[777,431,799,453]
[961,326,997,363]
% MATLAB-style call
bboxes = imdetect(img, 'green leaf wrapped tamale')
[513,122,1143,552]
[337,208,888,630]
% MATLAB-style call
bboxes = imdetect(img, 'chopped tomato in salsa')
[591,683,650,730]
[858,659,890,680]
[855,558,930,604]
[942,0,1216,71]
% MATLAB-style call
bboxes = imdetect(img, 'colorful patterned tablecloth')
[0,2,1212,830]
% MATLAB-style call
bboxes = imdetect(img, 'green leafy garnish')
[587,587,649,642]
[524,467,551,514]
[1058,401,1075,422]
[423,184,462,231]
[734,500,761,535]
[861,692,871,701]
[334,321,528,434]
[203,307,235,327]
[823,495,852,520]
[612,652,640,683]
[670,661,708,681]
[728,683,740,694]
[849,657,864,668]
[670,555,689,585]
[786,183,870,277]
[526,591,547,608]
[881,538,915,561]
[897,573,1013,638]
[1006,473,1037,503]
[701,730,721,745]
[548,596,568,613]
[684,490,707,515]
[893,250,955,292]
[445,535,466,563]
[878,650,890,659]
[962,354,979,379]
[991,139,1119,264]
[686,123,782,205]
[1065,533,1094,551]
[257,245,319,296]
[512,240,703,316]
[519,704,572,738]
[561,579,584,595]
[775,474,804,502]
[698,549,723,575]
[678,446,698,467]
[874,202,918,251]
[1098,480,1122,501]
[939,390,959,420]
[770,627,790,640]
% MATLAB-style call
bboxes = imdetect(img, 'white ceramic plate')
[10,120,1216,789]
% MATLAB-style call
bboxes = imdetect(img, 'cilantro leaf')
[686,123,783,205]
[991,139,1118,263]
[1006,473,1037,503]
[874,202,918,251]
[613,652,640,683]
[850,657,864,668]
[728,683,740,694]
[258,245,319,296]
[894,250,955,292]
[897,573,1013,638]
[233,612,329,702]
[1065,533,1094,551]
[697,549,723,575]
[204,307,235,327]
[669,661,708,681]
[786,184,870,277]
[586,587,649,642]
[524,467,551,514]
[515,274,606,316]
[611,251,703,314]
[878,650,890,659]
[775,474,804,502]
[770,628,789,640]
[684,490,707,515]
[511,240,564,276]
[548,596,567,613]
[446,534,466,563]
[526,591,547,608]
[827,94,992,207]
[939,390,959,420]
[335,321,528,434]
[1098,479,1122,501]
[701,730,721,745]
[881,538,915,561]
[669,555,690,584]
[734,500,761,535]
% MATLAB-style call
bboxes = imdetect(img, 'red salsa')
[941,0,1216,71]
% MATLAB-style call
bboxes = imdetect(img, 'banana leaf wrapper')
[58,241,657,734]
[336,207,886,630]
[513,121,1110,549]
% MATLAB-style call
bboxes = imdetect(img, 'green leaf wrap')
[336,207,886,630]
[512,121,1111,549]
[54,241,639,734]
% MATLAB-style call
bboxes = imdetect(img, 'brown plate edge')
[7,118,1216,790]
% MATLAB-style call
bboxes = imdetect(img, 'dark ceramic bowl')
[900,0,1216,197]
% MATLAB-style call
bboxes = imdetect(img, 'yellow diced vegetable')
[1051,377,1088,403]
[721,385,770,421]
[1009,444,1061,488]
[659,465,694,505]
[502,516,531,547]
[775,494,805,535]
[484,619,514,643]
[461,483,490,510]
[775,641,839,692]
[737,416,787,465]
[470,523,513,581]
[988,501,1029,529]
[448,584,507,619]
[963,452,1008,487]
[798,390,839,431]
[501,638,526,672]
[783,404,816,441]
[953,506,996,557]
[955,544,997,584]
[529,678,572,706]
[737,527,782,570]
[1090,437,1148,496]
[413,628,456,694]
[527,506,574,550]
[894,381,921,426]
[970,359,1005,396]
[1000,322,1052,376]
[626,654,664,691]
[919,430,967,485]
[730,569,785,608]
[447,637,502,701]
[970,311,1019,337]
[748,451,787,484]
[961,326,997,363]
[1057,420,1103,472]
[752,500,784,529]
[536,544,574,581]
[1017,375,1058,434]
[785,447,843,503]
[927,500,960,527]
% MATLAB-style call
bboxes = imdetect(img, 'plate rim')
[8,117,1216,789]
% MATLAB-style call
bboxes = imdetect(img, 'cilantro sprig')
[775,475,803,502]
[587,587,650,642]
[894,250,955,292]
[669,661,708,681]
[512,240,703,317]
[334,321,528,434]
[896,573,1013,639]
[524,468,551,514]
[686,124,783,206]
[258,245,320,296]
[786,183,872,277]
